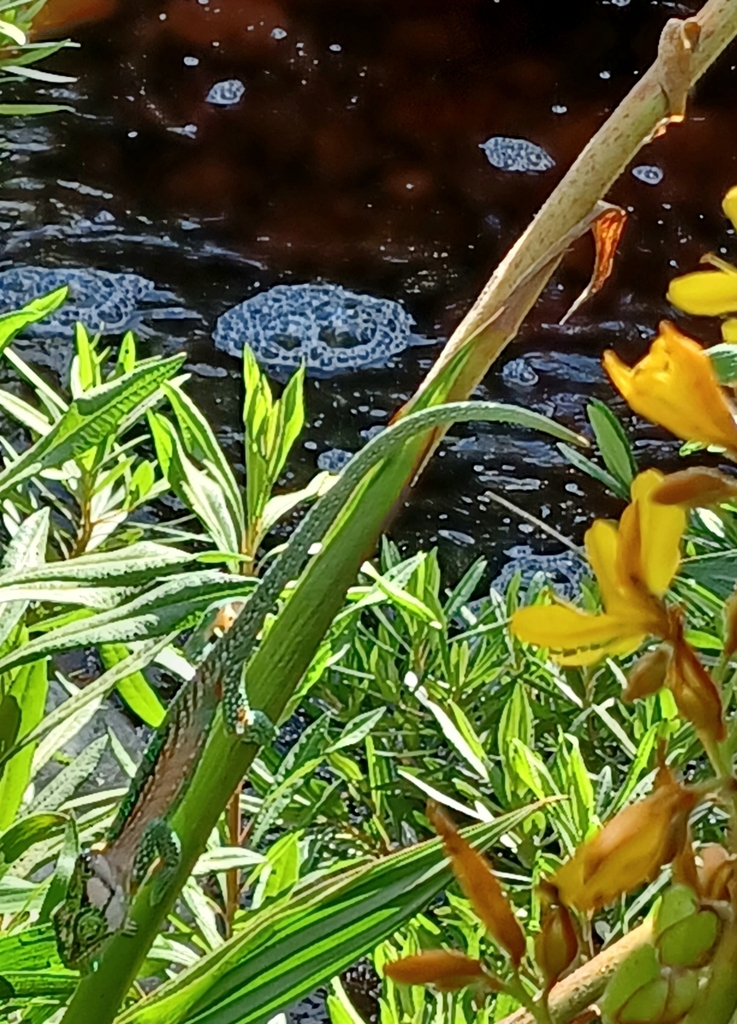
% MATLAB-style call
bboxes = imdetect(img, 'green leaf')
[0,812,66,874]
[0,507,49,648]
[681,550,737,600]
[708,343,737,385]
[327,708,385,752]
[162,382,245,545]
[0,354,185,499]
[0,288,68,353]
[557,441,628,499]
[0,658,49,829]
[98,642,165,727]
[587,399,636,489]
[498,683,533,801]
[115,805,543,1024]
[39,817,80,923]
[0,102,73,114]
[0,571,255,674]
[0,635,173,774]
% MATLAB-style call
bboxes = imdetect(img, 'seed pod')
[652,467,737,508]
[661,968,699,1022]
[428,801,525,965]
[697,843,735,902]
[601,944,661,1024]
[623,646,671,702]
[534,882,579,991]
[383,950,489,992]
[618,975,670,1024]
[658,909,720,968]
[667,637,725,743]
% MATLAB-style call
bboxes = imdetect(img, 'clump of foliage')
[0,1,75,116]
[4,9,737,1024]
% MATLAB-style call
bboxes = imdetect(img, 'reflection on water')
[2,0,737,581]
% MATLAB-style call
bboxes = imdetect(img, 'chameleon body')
[52,399,573,970]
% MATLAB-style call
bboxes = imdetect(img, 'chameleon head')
[52,851,127,971]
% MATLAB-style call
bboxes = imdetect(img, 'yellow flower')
[667,262,737,317]
[511,471,684,665]
[552,767,696,913]
[603,321,737,454]
[667,186,737,340]
[722,184,737,231]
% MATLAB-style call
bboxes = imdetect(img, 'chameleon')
[52,398,576,970]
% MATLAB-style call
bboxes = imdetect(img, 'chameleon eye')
[76,908,109,946]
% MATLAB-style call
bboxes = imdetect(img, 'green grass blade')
[116,805,542,1024]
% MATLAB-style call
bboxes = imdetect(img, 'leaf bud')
[623,646,671,702]
[383,949,492,992]
[534,882,579,991]
[428,801,526,966]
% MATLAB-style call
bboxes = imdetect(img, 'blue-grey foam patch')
[317,447,353,473]
[213,282,429,378]
[491,545,588,599]
[206,79,246,106]
[479,136,555,173]
[501,357,539,387]
[632,164,663,186]
[0,265,195,337]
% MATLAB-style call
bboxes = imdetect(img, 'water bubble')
[271,27,287,39]
[329,43,342,52]
[479,136,555,173]
[183,56,199,66]
[599,70,611,80]
[632,164,663,185]
[551,104,567,114]
[206,79,245,106]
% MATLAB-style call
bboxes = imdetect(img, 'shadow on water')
[2,0,737,582]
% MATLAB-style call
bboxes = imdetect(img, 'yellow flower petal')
[584,519,623,611]
[667,268,737,316]
[721,318,737,343]
[722,185,737,234]
[511,604,644,662]
[603,322,737,452]
[631,469,685,596]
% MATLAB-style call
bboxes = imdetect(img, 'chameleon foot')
[240,708,278,746]
[132,818,182,905]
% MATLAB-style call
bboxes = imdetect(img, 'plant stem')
[496,921,653,1024]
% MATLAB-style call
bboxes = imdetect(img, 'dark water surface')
[3,0,737,580]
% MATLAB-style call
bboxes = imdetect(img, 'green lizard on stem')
[53,398,577,971]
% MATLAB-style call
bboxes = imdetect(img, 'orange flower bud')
[623,646,671,702]
[697,844,736,902]
[383,950,490,992]
[552,770,697,913]
[667,637,726,743]
[724,589,737,659]
[652,467,737,508]
[535,883,579,992]
[428,802,526,966]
